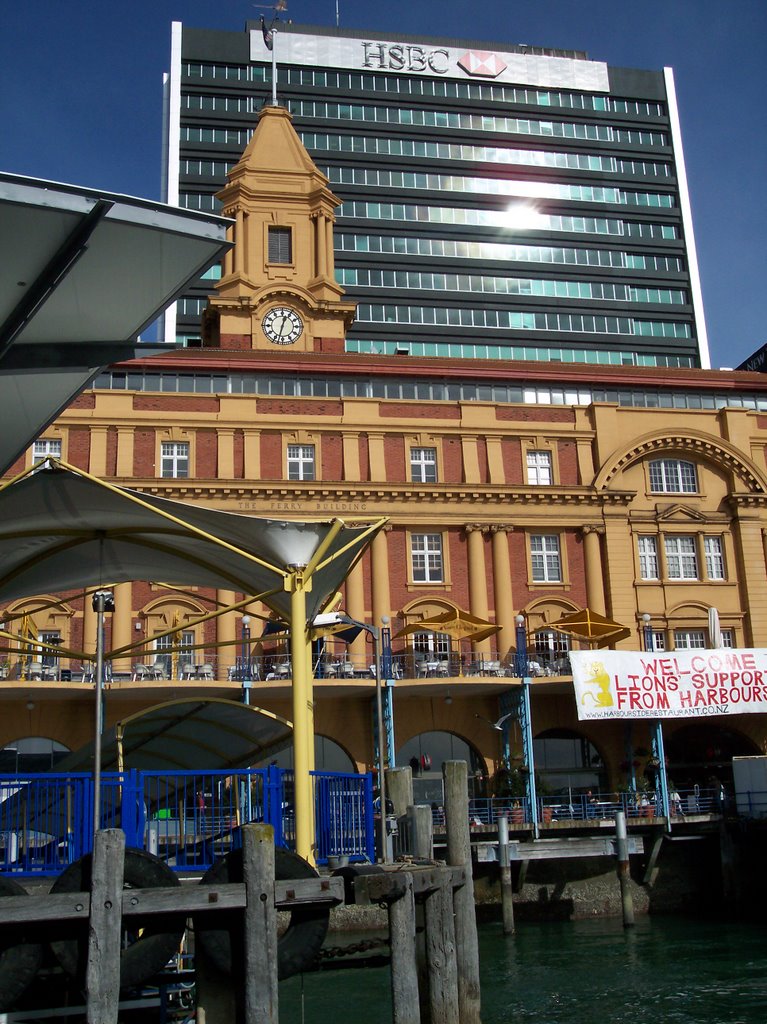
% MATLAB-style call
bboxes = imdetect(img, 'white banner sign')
[570,648,767,720]
[249,31,610,93]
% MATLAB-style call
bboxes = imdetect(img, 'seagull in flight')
[474,712,513,731]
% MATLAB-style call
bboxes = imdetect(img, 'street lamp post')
[515,614,539,838]
[380,615,396,769]
[92,588,115,836]
[642,612,654,653]
[641,614,671,829]
[241,614,251,705]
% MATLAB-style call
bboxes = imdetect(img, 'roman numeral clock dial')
[262,307,304,346]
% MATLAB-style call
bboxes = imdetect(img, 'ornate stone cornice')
[596,432,767,493]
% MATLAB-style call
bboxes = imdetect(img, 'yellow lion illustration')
[580,660,614,708]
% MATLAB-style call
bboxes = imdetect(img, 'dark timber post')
[388,871,421,1024]
[410,804,434,860]
[86,829,125,1024]
[615,810,635,927]
[423,869,459,1024]
[443,761,481,1023]
[243,823,278,1023]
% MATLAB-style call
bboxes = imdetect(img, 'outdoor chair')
[197,663,215,680]
[180,663,196,680]
[132,664,151,681]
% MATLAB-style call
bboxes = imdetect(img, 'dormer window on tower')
[268,226,292,264]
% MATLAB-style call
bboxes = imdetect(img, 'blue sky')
[2,1,765,369]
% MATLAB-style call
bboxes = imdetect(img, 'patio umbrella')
[393,608,501,643]
[547,608,630,648]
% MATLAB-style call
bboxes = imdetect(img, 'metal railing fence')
[0,766,373,875]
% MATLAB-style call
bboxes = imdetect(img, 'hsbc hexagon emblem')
[457,50,508,78]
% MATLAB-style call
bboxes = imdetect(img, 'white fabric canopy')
[0,461,385,622]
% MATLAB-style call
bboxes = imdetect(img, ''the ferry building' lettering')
[362,42,450,74]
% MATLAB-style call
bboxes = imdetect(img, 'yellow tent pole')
[288,569,315,863]
[306,637,316,774]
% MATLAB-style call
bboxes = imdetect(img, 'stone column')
[115,427,134,478]
[371,527,392,632]
[217,429,235,480]
[235,212,245,274]
[466,525,491,660]
[316,213,328,279]
[582,526,606,615]
[112,583,133,675]
[217,590,237,681]
[491,526,514,661]
[346,559,366,660]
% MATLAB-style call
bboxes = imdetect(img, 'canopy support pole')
[288,566,315,862]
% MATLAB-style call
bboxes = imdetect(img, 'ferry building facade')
[2,103,767,804]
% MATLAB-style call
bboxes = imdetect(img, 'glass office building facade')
[164,23,709,368]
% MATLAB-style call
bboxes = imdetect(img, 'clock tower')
[202,104,356,352]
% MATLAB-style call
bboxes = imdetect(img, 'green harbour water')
[280,916,767,1023]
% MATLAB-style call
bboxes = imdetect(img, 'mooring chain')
[318,936,389,960]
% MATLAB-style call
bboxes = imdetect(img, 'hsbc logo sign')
[457,50,508,78]
[362,42,450,74]
[360,42,509,79]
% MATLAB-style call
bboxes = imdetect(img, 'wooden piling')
[615,810,635,928]
[243,823,278,1023]
[423,868,459,1024]
[386,766,414,818]
[86,829,125,1024]
[443,761,482,1024]
[409,804,434,860]
[388,871,421,1024]
[497,814,515,935]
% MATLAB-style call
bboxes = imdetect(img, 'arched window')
[397,731,486,804]
[0,737,70,773]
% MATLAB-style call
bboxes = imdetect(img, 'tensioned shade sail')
[0,461,385,622]
[548,608,631,648]
[394,608,501,644]
[54,698,293,773]
[0,173,231,474]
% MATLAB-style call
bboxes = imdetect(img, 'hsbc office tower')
[164,22,710,369]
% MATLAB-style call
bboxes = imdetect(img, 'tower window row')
[301,132,672,177]
[337,268,687,304]
[325,166,675,207]
[183,61,665,117]
[355,303,691,338]
[288,99,668,146]
[335,233,684,273]
[338,201,679,239]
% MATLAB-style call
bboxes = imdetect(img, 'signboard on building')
[249,30,610,92]
[570,649,767,721]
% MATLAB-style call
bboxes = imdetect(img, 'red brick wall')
[476,438,489,485]
[196,431,217,477]
[381,403,461,420]
[384,436,404,482]
[359,434,370,481]
[134,396,220,414]
[558,440,579,486]
[233,430,244,479]
[133,430,155,476]
[106,428,117,477]
[496,407,575,423]
[67,428,90,470]
[260,433,282,479]
[322,434,343,480]
[502,438,524,484]
[256,399,343,417]
[442,437,463,484]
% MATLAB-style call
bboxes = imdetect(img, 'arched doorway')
[396,731,486,806]
[0,737,70,773]
[534,728,606,796]
[267,735,356,774]
[665,723,761,790]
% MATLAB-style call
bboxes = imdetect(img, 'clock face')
[262,306,304,346]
